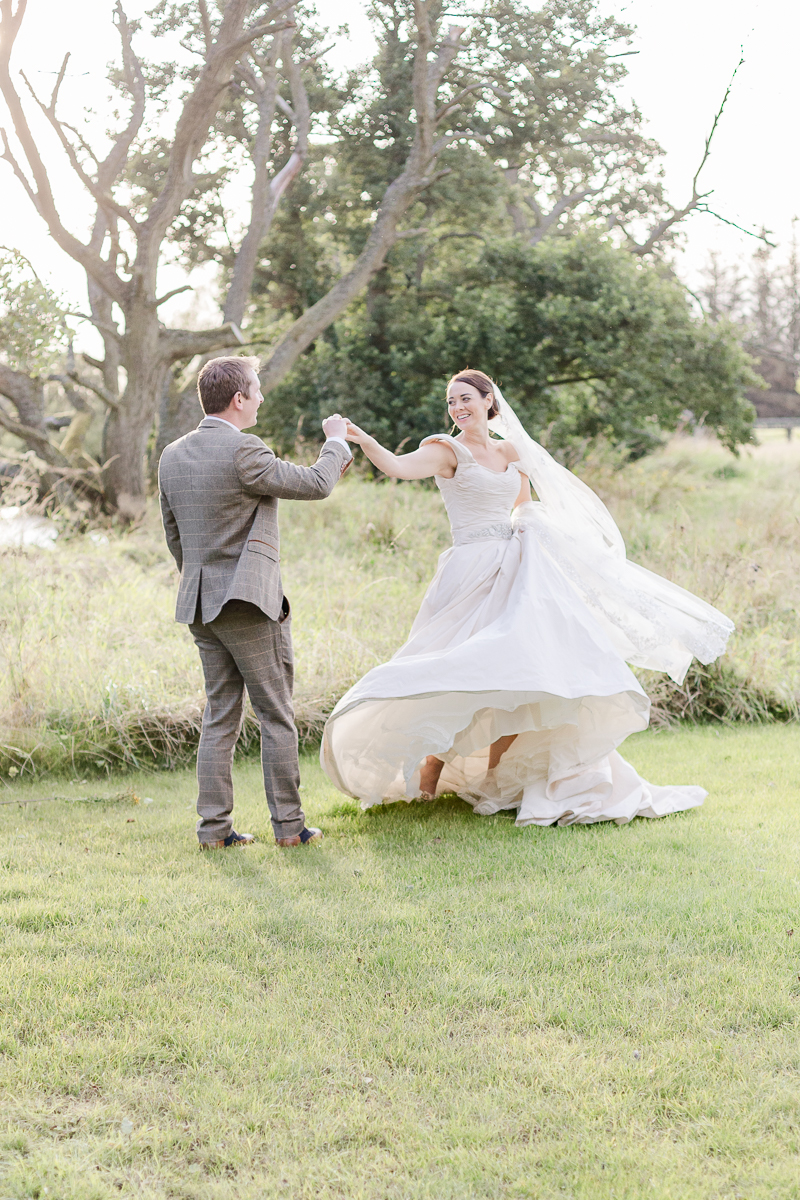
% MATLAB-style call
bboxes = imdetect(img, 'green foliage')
[257,233,758,459]
[0,250,68,377]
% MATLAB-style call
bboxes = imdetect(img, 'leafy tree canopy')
[256,232,758,461]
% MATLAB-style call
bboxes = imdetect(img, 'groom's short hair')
[197,356,261,414]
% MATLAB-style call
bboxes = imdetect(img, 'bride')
[320,370,733,826]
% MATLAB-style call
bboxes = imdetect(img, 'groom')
[158,355,352,850]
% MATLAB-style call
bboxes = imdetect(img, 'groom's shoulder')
[162,424,263,462]
[238,432,274,451]
[231,432,277,464]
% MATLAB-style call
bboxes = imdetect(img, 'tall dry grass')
[0,481,450,775]
[1,431,797,776]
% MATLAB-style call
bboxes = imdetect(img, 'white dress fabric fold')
[321,436,732,826]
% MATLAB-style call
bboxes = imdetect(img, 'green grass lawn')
[2,725,800,1199]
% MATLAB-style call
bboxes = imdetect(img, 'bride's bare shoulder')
[496,438,521,463]
[419,434,459,471]
[421,434,458,454]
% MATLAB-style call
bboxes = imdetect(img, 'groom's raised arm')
[233,435,351,501]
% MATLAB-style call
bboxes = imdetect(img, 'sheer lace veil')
[488,384,733,683]
[489,384,625,558]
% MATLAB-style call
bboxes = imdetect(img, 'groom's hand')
[322,414,348,440]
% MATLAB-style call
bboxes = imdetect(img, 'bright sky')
[1,0,797,318]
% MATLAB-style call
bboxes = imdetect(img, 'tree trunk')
[153,369,205,466]
[106,313,247,506]
[102,313,168,517]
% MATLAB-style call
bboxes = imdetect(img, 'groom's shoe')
[199,830,255,850]
[275,826,323,848]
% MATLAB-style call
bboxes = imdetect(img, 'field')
[1,430,800,776]
[2,431,800,1198]
[2,725,800,1199]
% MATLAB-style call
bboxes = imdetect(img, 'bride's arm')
[513,473,533,508]
[344,422,456,479]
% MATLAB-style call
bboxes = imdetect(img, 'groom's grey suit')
[159,416,351,843]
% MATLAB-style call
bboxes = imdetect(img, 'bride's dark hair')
[447,369,499,419]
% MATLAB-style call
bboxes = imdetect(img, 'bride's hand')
[344,420,370,445]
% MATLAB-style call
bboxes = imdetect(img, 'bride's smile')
[447,386,482,427]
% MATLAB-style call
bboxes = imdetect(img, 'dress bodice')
[420,435,521,545]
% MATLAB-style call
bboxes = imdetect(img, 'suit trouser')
[189,599,305,843]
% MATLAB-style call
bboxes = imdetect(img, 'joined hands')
[321,413,348,441]
[322,414,369,446]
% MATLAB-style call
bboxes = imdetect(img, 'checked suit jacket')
[158,417,351,625]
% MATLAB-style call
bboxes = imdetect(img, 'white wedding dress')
[321,433,733,826]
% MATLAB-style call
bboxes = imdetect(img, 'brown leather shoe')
[199,830,255,850]
[275,826,323,848]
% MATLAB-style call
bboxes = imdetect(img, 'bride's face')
[446,382,491,431]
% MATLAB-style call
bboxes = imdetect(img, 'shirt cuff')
[325,435,353,459]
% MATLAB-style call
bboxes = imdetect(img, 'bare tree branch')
[198,0,213,52]
[259,7,468,394]
[431,129,490,153]
[64,371,120,411]
[0,402,54,450]
[0,125,36,202]
[700,208,776,246]
[434,80,511,124]
[19,66,140,232]
[631,54,744,256]
[0,361,45,426]
[100,3,147,188]
[0,0,128,303]
[65,311,122,342]
[528,186,600,245]
[137,0,296,268]
[164,322,246,361]
[230,16,296,52]
[0,364,69,471]
[154,284,193,308]
[224,28,286,326]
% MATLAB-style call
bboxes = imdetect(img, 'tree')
[1,0,518,513]
[241,0,759,460]
[1,0,299,514]
[1,0,758,506]
[699,229,800,394]
[152,0,340,458]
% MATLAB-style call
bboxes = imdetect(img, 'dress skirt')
[320,527,705,826]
